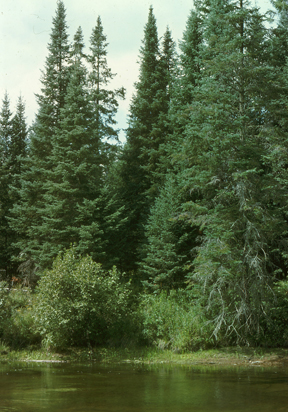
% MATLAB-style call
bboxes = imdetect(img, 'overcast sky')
[0,0,272,140]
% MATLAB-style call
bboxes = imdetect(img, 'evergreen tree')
[270,0,288,68]
[87,16,125,168]
[9,96,28,176]
[176,0,284,343]
[126,8,175,195]
[176,4,203,109]
[141,175,197,291]
[7,96,28,274]
[149,27,177,186]
[9,0,70,269]
[0,92,12,163]
[0,93,28,276]
[262,2,288,284]
[33,0,70,144]
[0,93,12,275]
[34,26,105,266]
[115,8,176,273]
[10,13,125,269]
[161,2,204,181]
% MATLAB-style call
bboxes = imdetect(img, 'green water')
[0,361,287,411]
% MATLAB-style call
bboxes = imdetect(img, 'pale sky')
[0,0,272,140]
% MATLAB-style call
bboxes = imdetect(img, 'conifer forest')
[1,0,288,351]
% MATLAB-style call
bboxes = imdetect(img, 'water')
[0,361,287,411]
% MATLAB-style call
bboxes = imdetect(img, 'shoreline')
[1,347,288,368]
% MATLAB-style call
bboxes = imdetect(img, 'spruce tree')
[148,26,177,187]
[138,6,205,289]
[7,96,28,274]
[176,0,284,343]
[262,1,288,285]
[115,8,176,273]
[34,0,70,141]
[9,96,28,176]
[87,16,125,168]
[10,12,125,269]
[34,26,105,266]
[270,0,288,68]
[141,175,197,291]
[176,4,203,109]
[0,93,12,275]
[125,8,175,195]
[9,0,70,269]
[0,93,28,276]
[0,92,12,163]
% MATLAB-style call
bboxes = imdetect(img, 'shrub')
[0,282,40,348]
[33,247,138,350]
[140,289,214,351]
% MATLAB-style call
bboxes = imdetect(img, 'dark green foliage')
[9,0,71,269]
[35,27,104,266]
[270,0,288,68]
[9,96,28,176]
[0,94,28,276]
[176,0,287,344]
[34,0,70,137]
[33,247,138,350]
[258,280,288,347]
[175,5,203,108]
[115,8,177,273]
[0,93,12,274]
[141,176,197,291]
[10,8,125,270]
[88,16,125,148]
[0,92,12,163]
[2,0,288,350]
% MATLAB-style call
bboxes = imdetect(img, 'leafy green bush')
[0,282,40,348]
[33,247,138,350]
[140,290,214,351]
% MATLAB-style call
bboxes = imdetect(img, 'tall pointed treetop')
[0,92,12,163]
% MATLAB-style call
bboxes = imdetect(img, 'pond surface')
[0,361,287,411]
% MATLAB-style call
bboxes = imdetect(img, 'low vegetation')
[1,247,288,359]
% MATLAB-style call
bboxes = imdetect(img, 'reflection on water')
[0,360,287,411]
